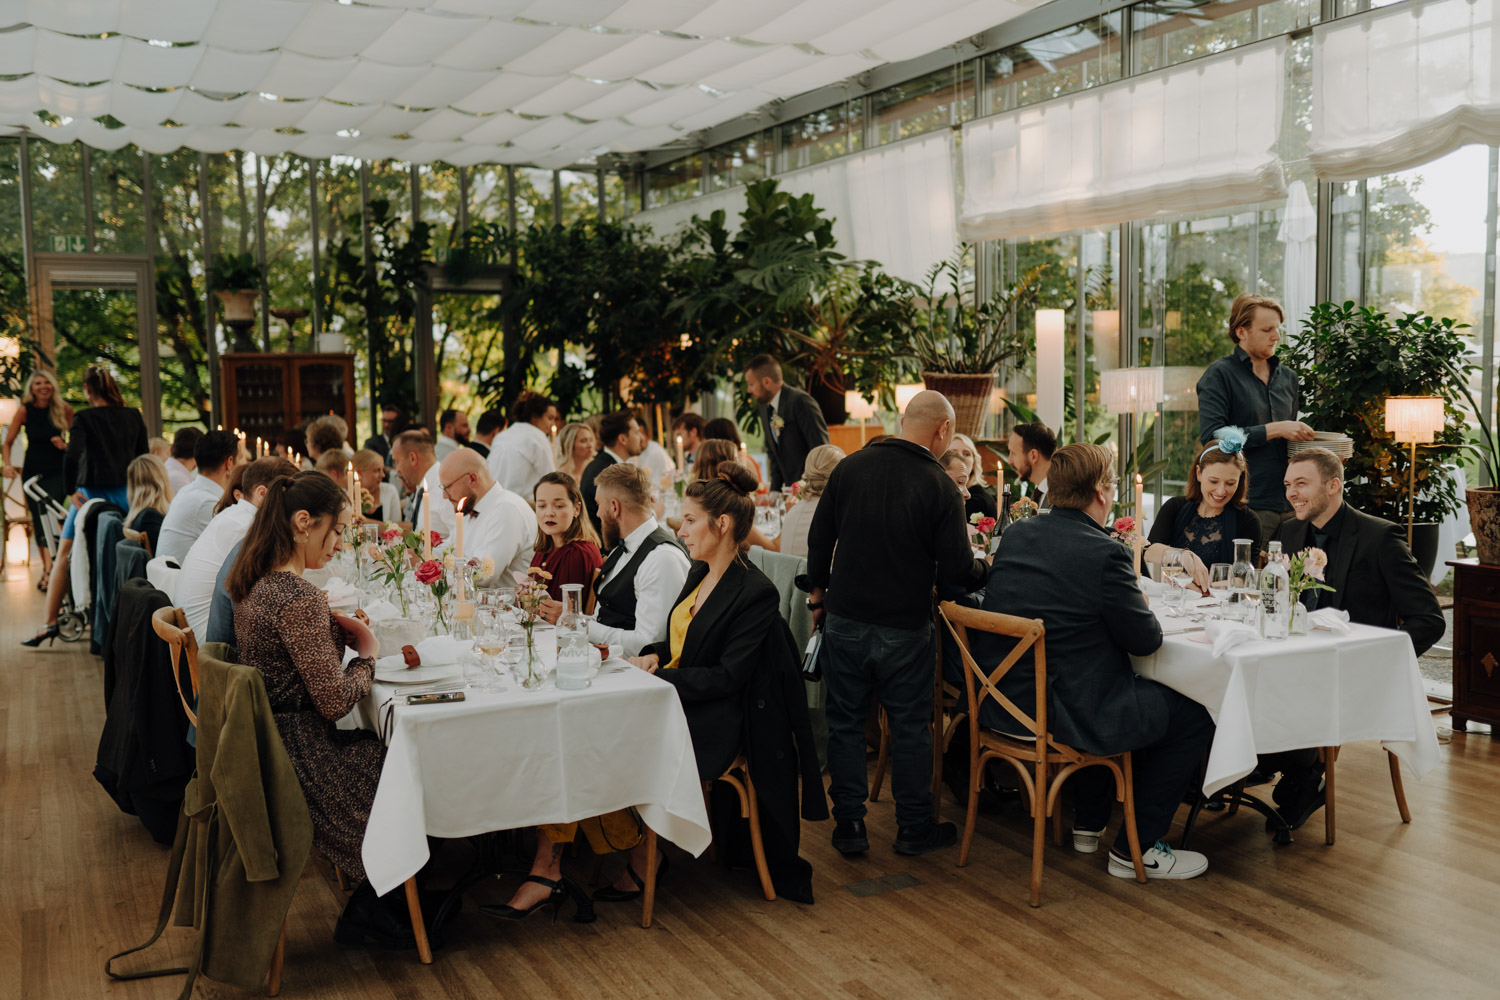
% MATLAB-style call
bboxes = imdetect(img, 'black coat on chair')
[646,557,828,901]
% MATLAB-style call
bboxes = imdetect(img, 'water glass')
[1160,550,1186,613]
[1208,563,1232,617]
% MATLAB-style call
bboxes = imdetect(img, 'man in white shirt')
[435,408,469,462]
[164,427,201,493]
[632,407,675,484]
[439,448,534,585]
[156,429,239,564]
[556,462,688,656]
[392,428,456,542]
[173,456,294,638]
[487,394,556,499]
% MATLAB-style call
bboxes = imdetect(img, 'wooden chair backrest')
[584,566,602,616]
[938,601,1065,764]
[151,605,199,726]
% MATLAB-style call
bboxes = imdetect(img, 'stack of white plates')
[1288,432,1353,459]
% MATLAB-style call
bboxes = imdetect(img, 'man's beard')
[601,512,620,549]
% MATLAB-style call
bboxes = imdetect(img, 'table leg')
[641,827,658,929]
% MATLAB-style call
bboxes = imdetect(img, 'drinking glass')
[473,623,508,692]
[1160,550,1186,613]
[1208,563,1232,617]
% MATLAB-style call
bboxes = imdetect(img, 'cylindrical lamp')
[843,391,877,421]
[1092,309,1119,373]
[1385,395,1445,545]
[895,384,923,411]
[1099,367,1166,415]
[1035,309,1066,433]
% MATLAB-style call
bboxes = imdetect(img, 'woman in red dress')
[529,471,603,601]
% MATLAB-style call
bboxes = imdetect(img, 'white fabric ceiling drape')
[632,131,958,284]
[958,41,1287,242]
[1310,0,1500,181]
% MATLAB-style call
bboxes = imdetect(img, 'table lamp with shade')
[844,390,878,443]
[1384,395,1445,546]
[894,383,924,412]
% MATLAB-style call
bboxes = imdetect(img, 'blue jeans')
[60,484,129,540]
[822,613,936,829]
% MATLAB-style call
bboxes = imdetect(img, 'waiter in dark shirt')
[806,390,985,859]
[1196,293,1314,546]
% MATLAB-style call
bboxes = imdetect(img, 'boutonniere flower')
[771,414,785,432]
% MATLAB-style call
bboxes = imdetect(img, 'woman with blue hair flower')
[1143,428,1263,589]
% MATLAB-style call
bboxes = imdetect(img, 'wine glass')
[1160,549,1186,613]
[473,623,507,692]
[1208,563,1232,618]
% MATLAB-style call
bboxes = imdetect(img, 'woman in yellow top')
[613,465,826,905]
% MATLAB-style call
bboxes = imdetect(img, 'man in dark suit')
[1264,447,1445,828]
[963,442,1215,880]
[580,409,645,538]
[744,354,829,491]
[362,403,406,468]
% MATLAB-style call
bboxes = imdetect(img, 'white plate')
[375,663,463,685]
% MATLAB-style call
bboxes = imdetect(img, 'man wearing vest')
[586,463,690,656]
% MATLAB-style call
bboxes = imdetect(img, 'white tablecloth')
[1131,620,1441,796]
[357,664,712,896]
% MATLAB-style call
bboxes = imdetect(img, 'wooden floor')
[3,560,1498,1000]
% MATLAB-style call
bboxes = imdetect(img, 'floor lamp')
[844,391,878,443]
[1385,395,1445,546]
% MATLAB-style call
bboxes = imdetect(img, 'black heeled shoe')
[20,624,59,648]
[479,874,597,923]
[333,882,418,950]
[593,853,669,903]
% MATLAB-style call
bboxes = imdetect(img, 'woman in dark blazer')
[1145,433,1261,588]
[620,465,826,904]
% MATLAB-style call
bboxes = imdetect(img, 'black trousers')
[1072,687,1214,854]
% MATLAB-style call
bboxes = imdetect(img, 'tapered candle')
[1133,474,1144,578]
[454,497,465,560]
[421,483,432,558]
[347,461,358,512]
[550,424,558,456]
[676,434,685,471]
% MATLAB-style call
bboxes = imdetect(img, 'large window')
[645,155,702,208]
[1132,0,1319,72]
[777,102,863,172]
[708,133,768,190]
[981,13,1124,116]
[872,65,974,145]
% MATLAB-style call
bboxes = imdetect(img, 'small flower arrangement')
[1287,547,1334,605]
[1009,496,1039,520]
[373,522,427,616]
[510,566,553,690]
[415,558,449,630]
[1109,516,1138,545]
[968,511,999,552]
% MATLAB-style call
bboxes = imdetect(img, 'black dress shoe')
[334,882,418,950]
[831,819,869,856]
[893,820,958,856]
[1280,774,1327,831]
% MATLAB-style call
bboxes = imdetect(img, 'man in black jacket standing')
[745,354,829,491]
[969,443,1214,879]
[806,390,983,857]
[1266,447,1445,828]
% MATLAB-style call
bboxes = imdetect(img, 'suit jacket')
[646,558,828,896]
[1275,503,1444,656]
[579,450,617,537]
[362,433,391,465]
[759,385,829,491]
[964,507,1171,756]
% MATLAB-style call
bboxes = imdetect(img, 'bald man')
[806,390,985,858]
[438,447,535,585]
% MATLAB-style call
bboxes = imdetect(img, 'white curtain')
[632,131,958,284]
[958,41,1287,242]
[1278,180,1318,339]
[1310,0,1500,181]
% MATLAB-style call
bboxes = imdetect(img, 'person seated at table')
[576,463,690,656]
[1143,430,1263,588]
[619,465,826,904]
[392,428,456,541]
[227,472,413,948]
[960,442,1215,880]
[951,433,996,520]
[120,454,172,555]
[529,471,603,601]
[940,450,973,503]
[1259,447,1445,830]
[156,429,239,564]
[352,448,400,522]
[438,447,535,586]
[702,416,763,484]
[314,449,353,493]
[692,440,778,552]
[778,444,844,559]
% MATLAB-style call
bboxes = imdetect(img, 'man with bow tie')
[438,448,534,586]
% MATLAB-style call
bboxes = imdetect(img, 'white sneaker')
[1072,827,1105,854]
[1108,841,1208,880]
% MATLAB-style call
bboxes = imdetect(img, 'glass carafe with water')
[1228,538,1257,624]
[555,583,591,690]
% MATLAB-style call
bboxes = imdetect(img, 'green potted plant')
[1281,301,1470,574]
[903,251,1045,438]
[208,251,264,351]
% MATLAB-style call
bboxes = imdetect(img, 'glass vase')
[516,622,544,690]
[1289,600,1309,636]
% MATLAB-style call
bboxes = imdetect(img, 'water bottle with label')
[555,583,591,690]
[1259,540,1290,640]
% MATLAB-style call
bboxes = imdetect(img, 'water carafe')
[555,583,591,690]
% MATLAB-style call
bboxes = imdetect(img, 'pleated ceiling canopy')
[0,0,1039,168]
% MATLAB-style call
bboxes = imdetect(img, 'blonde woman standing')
[3,368,74,588]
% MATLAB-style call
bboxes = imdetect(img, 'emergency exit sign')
[50,235,86,252]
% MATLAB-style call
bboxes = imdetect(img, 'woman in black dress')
[1145,434,1262,587]
[2,368,73,588]
[121,455,172,555]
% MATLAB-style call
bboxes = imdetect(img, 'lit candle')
[550,424,558,456]
[347,461,358,512]
[421,482,432,559]
[738,442,749,471]
[454,497,465,561]
[675,434,685,471]
[255,436,263,458]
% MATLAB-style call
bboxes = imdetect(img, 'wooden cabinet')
[221,353,357,444]
[1449,559,1500,730]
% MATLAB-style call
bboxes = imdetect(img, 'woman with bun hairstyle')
[613,464,827,906]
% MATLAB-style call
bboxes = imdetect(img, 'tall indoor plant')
[1281,301,1470,572]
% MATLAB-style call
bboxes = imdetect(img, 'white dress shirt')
[463,483,535,586]
[435,435,461,462]
[587,516,690,657]
[407,462,458,542]
[164,457,194,493]
[174,499,257,638]
[487,421,554,498]
[156,475,226,564]
[632,439,675,484]
[373,481,401,523]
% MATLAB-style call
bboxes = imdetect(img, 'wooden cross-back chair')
[939,601,1147,907]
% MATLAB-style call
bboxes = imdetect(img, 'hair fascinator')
[1209,426,1248,456]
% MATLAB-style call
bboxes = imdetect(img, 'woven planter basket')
[921,371,995,439]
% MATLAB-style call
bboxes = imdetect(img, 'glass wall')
[872,65,974,144]
[982,12,1123,115]
[777,101,863,172]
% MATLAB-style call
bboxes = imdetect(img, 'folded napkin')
[323,575,358,604]
[1206,619,1259,657]
[362,598,401,623]
[375,634,470,672]
[1137,576,1164,597]
[1309,607,1352,633]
